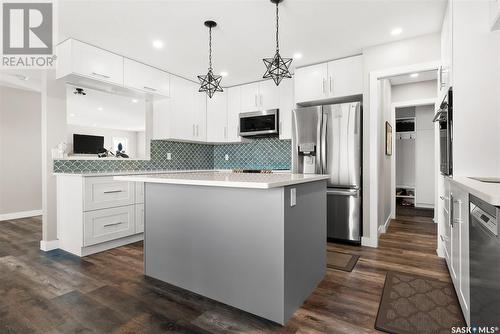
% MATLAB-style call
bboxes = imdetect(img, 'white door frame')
[366,60,440,248]
[390,98,436,220]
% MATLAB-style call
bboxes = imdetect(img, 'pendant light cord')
[208,26,213,71]
[275,2,279,52]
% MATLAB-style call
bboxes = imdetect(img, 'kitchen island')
[115,171,329,324]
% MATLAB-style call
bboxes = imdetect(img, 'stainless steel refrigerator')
[292,102,362,244]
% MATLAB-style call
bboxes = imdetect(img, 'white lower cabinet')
[57,175,145,257]
[446,179,470,325]
[135,204,145,233]
[84,206,135,246]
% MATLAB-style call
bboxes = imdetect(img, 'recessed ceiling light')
[219,71,228,77]
[152,40,164,49]
[97,107,103,111]
[131,98,139,103]
[293,53,303,60]
[391,27,403,36]
[69,113,75,117]
[92,123,97,127]
[409,73,419,78]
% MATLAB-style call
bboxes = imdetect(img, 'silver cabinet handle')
[322,78,326,95]
[450,193,454,227]
[196,124,199,137]
[254,94,258,107]
[279,121,282,135]
[321,112,328,174]
[143,86,157,92]
[224,126,227,139]
[104,222,123,227]
[103,190,123,194]
[192,124,196,137]
[91,72,110,79]
[329,76,332,94]
[260,94,263,107]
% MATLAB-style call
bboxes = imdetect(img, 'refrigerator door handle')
[321,112,328,174]
[326,188,359,197]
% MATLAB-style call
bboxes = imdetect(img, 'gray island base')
[116,172,328,324]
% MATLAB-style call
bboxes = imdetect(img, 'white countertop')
[53,169,214,177]
[449,176,500,206]
[115,172,329,189]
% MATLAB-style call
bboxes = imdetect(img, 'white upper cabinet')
[123,59,170,97]
[294,63,328,103]
[278,79,294,140]
[207,92,228,143]
[56,39,124,86]
[327,56,363,99]
[294,55,363,104]
[259,80,280,110]
[227,87,242,143]
[439,0,453,98]
[194,89,207,141]
[240,82,260,112]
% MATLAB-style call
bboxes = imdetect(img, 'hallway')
[0,214,455,333]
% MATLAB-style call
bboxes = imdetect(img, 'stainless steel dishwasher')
[469,194,500,327]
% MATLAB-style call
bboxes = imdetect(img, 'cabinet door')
[83,206,135,246]
[278,79,294,140]
[294,63,328,103]
[450,189,461,283]
[207,92,228,142]
[152,98,172,140]
[71,39,124,86]
[327,55,363,98]
[169,76,196,141]
[455,185,470,323]
[439,1,453,97]
[194,89,207,141]
[227,87,242,143]
[259,80,280,110]
[84,177,135,211]
[240,83,260,112]
[123,59,170,97]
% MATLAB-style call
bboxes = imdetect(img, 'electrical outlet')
[224,154,229,161]
[290,188,296,207]
[167,153,172,160]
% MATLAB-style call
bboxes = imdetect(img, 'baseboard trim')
[40,239,59,252]
[361,236,378,248]
[0,210,42,221]
[378,216,392,236]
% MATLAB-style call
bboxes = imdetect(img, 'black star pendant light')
[198,20,223,98]
[263,0,292,86]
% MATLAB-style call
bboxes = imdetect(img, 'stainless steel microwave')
[239,109,279,137]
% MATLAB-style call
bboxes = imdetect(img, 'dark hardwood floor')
[0,214,452,334]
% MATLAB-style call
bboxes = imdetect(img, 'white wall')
[66,125,143,158]
[453,1,500,177]
[377,79,392,229]
[362,33,440,241]
[392,80,437,103]
[0,86,42,217]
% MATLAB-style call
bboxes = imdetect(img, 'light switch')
[167,153,172,160]
[290,188,296,207]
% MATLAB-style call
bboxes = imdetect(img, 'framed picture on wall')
[385,121,393,156]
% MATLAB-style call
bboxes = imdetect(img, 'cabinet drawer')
[83,206,135,246]
[84,177,135,211]
[135,204,144,234]
[124,58,170,97]
[135,182,144,204]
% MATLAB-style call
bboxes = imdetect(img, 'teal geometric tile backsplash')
[53,138,291,174]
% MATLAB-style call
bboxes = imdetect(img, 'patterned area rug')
[326,251,359,272]
[376,271,465,334]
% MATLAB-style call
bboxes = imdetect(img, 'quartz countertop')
[53,169,215,177]
[114,172,329,189]
[449,176,500,206]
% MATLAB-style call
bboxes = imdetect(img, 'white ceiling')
[66,85,146,131]
[58,0,447,87]
[389,70,438,85]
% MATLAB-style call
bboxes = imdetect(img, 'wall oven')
[433,88,453,176]
[239,109,279,137]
